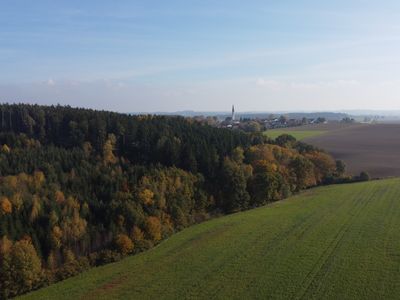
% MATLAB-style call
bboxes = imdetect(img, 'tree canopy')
[0,104,344,298]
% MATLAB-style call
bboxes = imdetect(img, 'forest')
[0,104,346,298]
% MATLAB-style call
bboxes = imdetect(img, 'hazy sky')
[2,1,400,112]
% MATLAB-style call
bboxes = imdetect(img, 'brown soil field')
[303,123,400,178]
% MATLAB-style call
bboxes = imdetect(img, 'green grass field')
[21,179,400,300]
[264,129,326,140]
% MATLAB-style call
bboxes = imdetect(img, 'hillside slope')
[21,179,400,299]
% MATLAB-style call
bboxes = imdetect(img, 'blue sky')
[2,1,400,112]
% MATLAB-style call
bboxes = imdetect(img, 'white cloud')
[256,78,360,91]
[46,78,55,86]
[256,78,283,90]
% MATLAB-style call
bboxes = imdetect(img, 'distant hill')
[253,112,348,121]
[342,109,400,116]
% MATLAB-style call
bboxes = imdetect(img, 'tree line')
[0,104,346,298]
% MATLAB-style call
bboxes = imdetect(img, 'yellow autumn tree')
[103,134,117,164]
[4,176,17,190]
[139,188,154,205]
[161,212,174,236]
[130,226,144,243]
[17,172,29,184]
[49,211,59,226]
[51,226,63,249]
[11,193,23,211]
[47,251,57,271]
[63,196,80,215]
[145,216,162,242]
[33,171,45,191]
[1,144,10,154]
[62,248,76,265]
[10,239,42,295]
[61,211,87,243]
[30,195,41,223]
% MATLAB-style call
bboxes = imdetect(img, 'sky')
[2,0,400,112]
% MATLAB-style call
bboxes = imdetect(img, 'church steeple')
[232,105,235,121]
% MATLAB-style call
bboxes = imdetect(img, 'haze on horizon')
[2,1,400,113]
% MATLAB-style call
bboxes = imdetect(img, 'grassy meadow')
[264,129,326,140]
[21,178,400,300]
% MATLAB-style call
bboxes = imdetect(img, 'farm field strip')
[264,122,365,141]
[266,123,400,178]
[304,123,400,177]
[264,129,327,140]
[20,179,400,300]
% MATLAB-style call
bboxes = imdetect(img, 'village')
[191,105,329,133]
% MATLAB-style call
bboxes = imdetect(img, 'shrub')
[359,171,370,181]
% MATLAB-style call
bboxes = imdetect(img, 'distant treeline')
[143,110,349,121]
[0,104,346,298]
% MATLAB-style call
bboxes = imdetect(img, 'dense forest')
[0,104,346,298]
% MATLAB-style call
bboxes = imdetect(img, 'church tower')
[232,105,235,121]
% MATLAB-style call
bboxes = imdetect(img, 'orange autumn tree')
[0,197,12,214]
[305,151,336,183]
[115,234,134,255]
